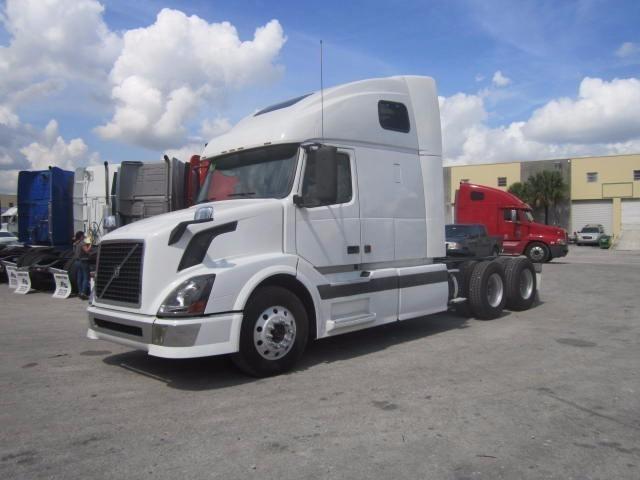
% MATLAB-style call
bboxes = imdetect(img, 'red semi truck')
[455,182,568,262]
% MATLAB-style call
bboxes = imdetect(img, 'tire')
[525,242,549,263]
[468,260,506,320]
[502,257,537,311]
[232,286,309,377]
[454,260,478,317]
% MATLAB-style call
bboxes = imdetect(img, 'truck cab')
[455,182,567,262]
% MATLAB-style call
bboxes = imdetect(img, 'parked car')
[0,230,19,245]
[576,224,605,245]
[445,224,502,257]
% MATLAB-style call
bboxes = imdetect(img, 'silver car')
[576,224,605,245]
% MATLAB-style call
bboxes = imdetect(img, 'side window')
[378,100,410,133]
[503,209,515,222]
[302,153,352,205]
[470,191,484,201]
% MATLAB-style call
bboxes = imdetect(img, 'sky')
[1,0,639,193]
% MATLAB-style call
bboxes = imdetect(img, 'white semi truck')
[87,76,538,376]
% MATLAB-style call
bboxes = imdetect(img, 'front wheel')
[525,242,549,263]
[232,286,309,377]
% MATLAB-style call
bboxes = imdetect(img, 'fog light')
[152,324,168,345]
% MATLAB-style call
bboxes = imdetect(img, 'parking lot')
[1,246,639,480]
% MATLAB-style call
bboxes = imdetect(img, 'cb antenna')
[320,39,324,141]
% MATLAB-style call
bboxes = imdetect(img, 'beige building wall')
[570,154,640,200]
[571,154,640,237]
[448,162,521,204]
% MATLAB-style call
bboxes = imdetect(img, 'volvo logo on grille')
[113,265,121,279]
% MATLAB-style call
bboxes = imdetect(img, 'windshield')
[523,210,534,222]
[196,143,299,203]
[581,227,599,233]
[446,224,483,238]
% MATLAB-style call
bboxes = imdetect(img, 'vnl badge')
[14,268,33,294]
[50,267,72,299]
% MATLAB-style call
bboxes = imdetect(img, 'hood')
[95,198,285,315]
[102,198,282,242]
[530,222,566,238]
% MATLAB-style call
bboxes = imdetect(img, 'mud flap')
[3,261,18,289]
[50,267,72,299]
[534,262,542,291]
[14,268,33,294]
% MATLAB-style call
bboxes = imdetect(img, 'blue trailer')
[17,167,74,248]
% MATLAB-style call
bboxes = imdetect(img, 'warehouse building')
[445,153,640,240]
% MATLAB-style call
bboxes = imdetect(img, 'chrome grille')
[95,241,143,306]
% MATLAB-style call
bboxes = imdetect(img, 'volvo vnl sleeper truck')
[87,76,539,376]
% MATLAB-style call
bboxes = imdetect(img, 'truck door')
[295,148,361,267]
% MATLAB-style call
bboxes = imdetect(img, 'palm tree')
[526,170,568,225]
[508,181,534,205]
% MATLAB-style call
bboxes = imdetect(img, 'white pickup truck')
[87,76,538,376]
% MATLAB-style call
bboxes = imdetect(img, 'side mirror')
[510,210,518,223]
[297,145,339,207]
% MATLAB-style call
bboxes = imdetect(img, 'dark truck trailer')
[18,167,74,248]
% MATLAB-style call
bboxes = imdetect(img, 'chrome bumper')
[87,306,242,359]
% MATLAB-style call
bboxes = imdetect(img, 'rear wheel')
[503,257,537,311]
[232,286,309,377]
[468,260,506,320]
[525,242,549,263]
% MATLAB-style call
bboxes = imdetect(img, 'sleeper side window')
[378,100,410,133]
[302,153,352,206]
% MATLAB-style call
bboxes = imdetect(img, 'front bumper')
[549,244,569,258]
[577,237,599,244]
[87,306,242,359]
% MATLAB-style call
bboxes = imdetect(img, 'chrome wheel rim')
[530,246,545,261]
[487,273,504,308]
[520,268,534,299]
[253,306,296,360]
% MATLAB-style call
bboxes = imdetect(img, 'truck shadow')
[102,311,471,391]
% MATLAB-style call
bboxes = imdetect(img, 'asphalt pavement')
[1,246,639,479]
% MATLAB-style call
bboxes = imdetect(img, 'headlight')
[158,275,216,318]
[447,242,462,249]
[557,238,566,245]
[194,206,214,221]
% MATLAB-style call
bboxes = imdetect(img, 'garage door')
[622,199,640,229]
[571,200,613,235]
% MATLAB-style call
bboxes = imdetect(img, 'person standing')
[72,231,91,299]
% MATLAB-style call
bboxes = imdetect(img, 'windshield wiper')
[227,192,256,198]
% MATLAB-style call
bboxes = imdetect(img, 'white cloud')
[21,120,99,171]
[441,76,640,165]
[523,77,640,144]
[0,0,120,103]
[0,110,99,192]
[0,170,19,193]
[95,8,286,150]
[492,70,511,87]
[475,74,485,82]
[615,42,640,58]
[200,117,233,140]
